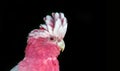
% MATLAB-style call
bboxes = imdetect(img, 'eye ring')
[49,36,56,41]
[50,37,54,40]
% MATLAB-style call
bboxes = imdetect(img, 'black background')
[0,0,111,71]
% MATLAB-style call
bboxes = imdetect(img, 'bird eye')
[50,37,54,40]
[49,37,56,41]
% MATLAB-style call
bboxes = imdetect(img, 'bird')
[10,12,68,71]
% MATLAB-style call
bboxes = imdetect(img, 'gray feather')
[10,65,18,71]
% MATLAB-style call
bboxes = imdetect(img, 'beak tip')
[61,48,64,52]
[58,40,65,52]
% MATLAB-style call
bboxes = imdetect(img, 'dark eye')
[49,37,56,41]
[50,37,54,40]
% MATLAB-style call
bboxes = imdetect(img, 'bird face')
[48,36,65,52]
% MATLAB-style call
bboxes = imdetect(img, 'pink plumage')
[19,38,60,71]
[10,12,68,71]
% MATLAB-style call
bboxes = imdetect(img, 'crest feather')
[28,12,68,39]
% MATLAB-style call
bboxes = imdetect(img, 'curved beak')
[58,40,65,52]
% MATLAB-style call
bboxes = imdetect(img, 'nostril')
[57,39,61,42]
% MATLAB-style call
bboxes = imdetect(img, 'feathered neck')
[25,38,60,59]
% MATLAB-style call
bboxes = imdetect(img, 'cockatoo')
[10,12,68,71]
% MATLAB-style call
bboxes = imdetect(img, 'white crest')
[28,12,68,39]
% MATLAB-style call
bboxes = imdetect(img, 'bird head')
[27,12,68,52]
